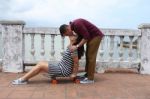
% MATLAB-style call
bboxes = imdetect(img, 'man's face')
[63,26,74,36]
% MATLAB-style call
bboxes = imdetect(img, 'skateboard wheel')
[74,79,80,84]
[73,77,76,81]
[51,79,58,84]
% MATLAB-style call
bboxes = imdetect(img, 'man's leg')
[86,36,102,80]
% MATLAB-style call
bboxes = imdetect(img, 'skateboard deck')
[43,73,80,84]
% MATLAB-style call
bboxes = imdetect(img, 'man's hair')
[59,24,68,37]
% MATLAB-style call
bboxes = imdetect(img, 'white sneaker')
[80,77,94,84]
[12,78,28,85]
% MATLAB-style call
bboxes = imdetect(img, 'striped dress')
[48,47,78,77]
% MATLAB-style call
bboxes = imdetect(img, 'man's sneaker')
[76,75,86,80]
[77,73,87,80]
[12,78,28,85]
[80,77,94,84]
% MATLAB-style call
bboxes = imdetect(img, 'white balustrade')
[23,29,142,73]
[0,23,145,73]
[1,21,150,75]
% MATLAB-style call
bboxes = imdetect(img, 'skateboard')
[43,73,80,84]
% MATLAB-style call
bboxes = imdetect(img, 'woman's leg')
[21,61,49,81]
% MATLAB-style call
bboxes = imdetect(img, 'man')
[59,18,104,84]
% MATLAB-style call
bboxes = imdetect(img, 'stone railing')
[22,27,64,69]
[0,20,150,74]
[97,29,141,73]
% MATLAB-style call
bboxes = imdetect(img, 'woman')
[12,35,84,85]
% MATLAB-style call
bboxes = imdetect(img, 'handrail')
[23,27,141,36]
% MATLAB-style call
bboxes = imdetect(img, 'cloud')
[0,0,150,28]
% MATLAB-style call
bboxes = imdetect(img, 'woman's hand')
[69,45,77,52]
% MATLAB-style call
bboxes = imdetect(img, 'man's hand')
[69,45,77,52]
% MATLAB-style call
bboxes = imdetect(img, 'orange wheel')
[74,79,80,84]
[72,77,76,81]
[51,79,58,84]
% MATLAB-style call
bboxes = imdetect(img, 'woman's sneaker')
[12,78,28,85]
[80,77,94,84]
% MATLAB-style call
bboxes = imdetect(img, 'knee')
[37,61,48,69]
[38,61,47,66]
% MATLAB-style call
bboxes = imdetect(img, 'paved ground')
[0,69,150,99]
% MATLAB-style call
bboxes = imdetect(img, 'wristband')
[76,44,79,48]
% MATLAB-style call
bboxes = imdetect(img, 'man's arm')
[70,38,87,52]
[76,38,87,48]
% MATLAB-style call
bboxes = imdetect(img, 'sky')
[0,0,150,29]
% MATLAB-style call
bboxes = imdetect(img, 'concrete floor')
[0,69,150,99]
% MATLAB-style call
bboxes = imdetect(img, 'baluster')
[40,34,45,60]
[119,36,124,61]
[109,35,115,61]
[60,37,65,56]
[22,34,25,61]
[137,36,141,62]
[50,34,55,60]
[22,34,25,71]
[96,37,105,73]
[106,36,109,60]
[99,37,104,61]
[128,36,134,62]
[30,34,35,61]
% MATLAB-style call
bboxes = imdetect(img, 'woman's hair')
[59,24,68,37]
[73,36,84,59]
